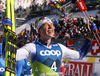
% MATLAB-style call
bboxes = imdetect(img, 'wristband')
[87,37,93,41]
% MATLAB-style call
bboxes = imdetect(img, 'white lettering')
[40,50,61,57]
[0,67,5,72]
[64,67,67,75]
[65,63,92,76]
[80,2,85,10]
[27,62,30,66]
[87,65,90,76]
[75,64,80,76]
[68,63,75,75]
[35,67,38,72]
[51,61,57,71]
[46,72,60,75]
[40,73,45,76]
[81,64,84,76]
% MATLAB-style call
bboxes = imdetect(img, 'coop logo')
[40,50,61,57]
[27,62,30,66]
[0,67,5,72]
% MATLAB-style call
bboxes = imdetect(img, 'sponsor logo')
[40,73,45,76]
[40,50,61,57]
[79,2,85,10]
[46,72,62,75]
[0,67,5,72]
[27,62,30,66]
[52,44,58,46]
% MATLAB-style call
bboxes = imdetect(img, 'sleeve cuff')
[87,37,93,41]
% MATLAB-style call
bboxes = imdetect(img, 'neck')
[39,38,51,47]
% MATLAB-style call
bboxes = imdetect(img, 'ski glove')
[91,22,97,31]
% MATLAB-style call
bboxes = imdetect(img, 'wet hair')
[17,40,25,48]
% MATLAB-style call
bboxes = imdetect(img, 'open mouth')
[48,31,52,33]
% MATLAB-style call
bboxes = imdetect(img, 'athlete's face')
[39,22,54,40]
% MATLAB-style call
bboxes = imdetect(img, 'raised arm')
[58,38,92,60]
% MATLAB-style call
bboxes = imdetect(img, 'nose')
[48,23,54,29]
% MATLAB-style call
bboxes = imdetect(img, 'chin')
[47,35,53,38]
[49,34,54,37]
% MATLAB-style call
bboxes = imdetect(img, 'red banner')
[64,61,93,76]
[76,1,87,12]
[66,40,74,50]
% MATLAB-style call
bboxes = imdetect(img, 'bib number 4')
[51,61,57,71]
[35,61,57,72]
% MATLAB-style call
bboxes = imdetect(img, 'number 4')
[51,61,57,71]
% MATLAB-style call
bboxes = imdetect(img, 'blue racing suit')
[15,59,32,76]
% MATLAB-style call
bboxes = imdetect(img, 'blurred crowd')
[0,13,100,44]
[7,14,100,44]
[53,13,100,39]
[16,0,69,16]
[0,0,68,19]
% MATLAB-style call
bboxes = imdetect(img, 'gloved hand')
[2,18,13,32]
[91,22,97,32]
[2,18,13,59]
[87,22,98,41]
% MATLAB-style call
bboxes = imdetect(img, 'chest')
[36,44,62,63]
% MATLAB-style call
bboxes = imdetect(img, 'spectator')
[30,35,35,42]
[58,18,64,28]
[83,26,88,38]
[95,13,98,19]
[80,16,84,24]
[61,25,66,35]
[94,16,99,29]
[63,29,70,39]
[70,30,74,38]
[78,21,83,28]
[30,22,36,36]
[54,19,58,32]
[57,24,61,33]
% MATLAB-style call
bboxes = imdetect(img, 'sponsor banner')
[64,61,93,76]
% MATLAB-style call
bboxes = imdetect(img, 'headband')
[36,17,52,32]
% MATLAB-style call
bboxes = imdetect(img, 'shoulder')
[17,43,36,55]
[57,43,70,51]
[23,43,36,52]
[23,43,35,49]
[24,43,35,47]
[57,43,66,48]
